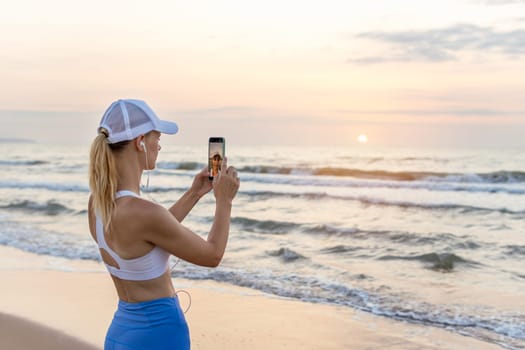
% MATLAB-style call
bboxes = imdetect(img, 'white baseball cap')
[99,99,178,144]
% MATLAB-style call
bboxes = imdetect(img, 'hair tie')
[99,127,109,138]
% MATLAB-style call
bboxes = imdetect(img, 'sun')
[357,134,368,144]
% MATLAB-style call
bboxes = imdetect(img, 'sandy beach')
[0,245,504,350]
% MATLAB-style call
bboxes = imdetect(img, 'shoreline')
[0,245,503,350]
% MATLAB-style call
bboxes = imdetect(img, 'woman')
[87,99,240,350]
[210,153,223,178]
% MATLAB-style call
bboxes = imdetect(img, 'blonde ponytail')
[89,128,118,230]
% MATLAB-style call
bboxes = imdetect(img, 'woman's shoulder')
[115,196,178,241]
[118,195,160,215]
[117,196,171,226]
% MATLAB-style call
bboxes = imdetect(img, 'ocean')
[1,141,524,349]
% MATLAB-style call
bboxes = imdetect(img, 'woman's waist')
[118,295,180,309]
[112,271,175,302]
[113,296,186,327]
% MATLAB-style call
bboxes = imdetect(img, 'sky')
[0,0,524,148]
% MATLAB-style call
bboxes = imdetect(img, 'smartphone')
[208,137,225,180]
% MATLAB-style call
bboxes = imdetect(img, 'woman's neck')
[115,150,144,194]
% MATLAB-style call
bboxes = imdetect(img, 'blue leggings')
[105,297,190,350]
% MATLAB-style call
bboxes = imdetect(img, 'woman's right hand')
[212,157,240,204]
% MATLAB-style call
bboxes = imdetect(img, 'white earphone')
[141,140,150,188]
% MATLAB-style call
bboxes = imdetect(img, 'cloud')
[337,108,525,120]
[349,23,525,64]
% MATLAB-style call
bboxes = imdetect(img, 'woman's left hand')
[189,167,213,198]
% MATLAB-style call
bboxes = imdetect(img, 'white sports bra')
[95,190,170,281]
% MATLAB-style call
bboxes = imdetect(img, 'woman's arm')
[168,189,201,222]
[149,199,232,267]
[148,164,239,267]
[168,167,212,222]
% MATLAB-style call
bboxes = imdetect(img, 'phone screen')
[208,137,225,179]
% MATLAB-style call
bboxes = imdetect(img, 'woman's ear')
[136,136,146,152]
